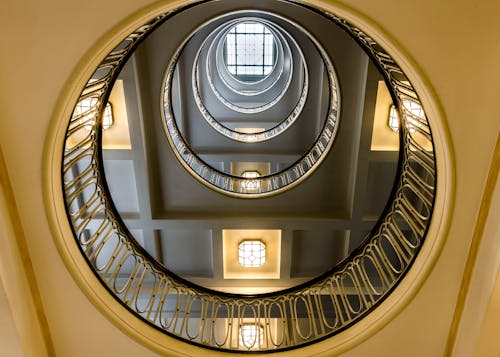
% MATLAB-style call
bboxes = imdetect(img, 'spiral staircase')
[0,0,499,356]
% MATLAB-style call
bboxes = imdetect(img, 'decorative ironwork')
[61,1,436,353]
[193,16,307,139]
[164,12,338,197]
[202,17,296,115]
[215,19,289,98]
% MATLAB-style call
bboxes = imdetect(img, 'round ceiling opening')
[59,0,437,353]
[222,21,278,84]
[163,12,338,196]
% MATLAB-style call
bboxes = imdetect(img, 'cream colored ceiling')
[0,1,499,357]
[0,276,23,357]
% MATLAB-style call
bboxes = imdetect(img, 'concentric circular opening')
[59,0,437,353]
[163,12,338,197]
[222,21,278,84]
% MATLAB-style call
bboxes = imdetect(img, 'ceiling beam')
[279,229,293,280]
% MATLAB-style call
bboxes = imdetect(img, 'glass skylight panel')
[225,32,236,71]
[263,34,274,74]
[225,22,275,77]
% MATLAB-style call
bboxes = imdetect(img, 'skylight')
[225,21,275,80]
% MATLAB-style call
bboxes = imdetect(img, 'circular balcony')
[57,0,439,353]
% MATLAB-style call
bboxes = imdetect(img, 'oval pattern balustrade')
[61,0,436,352]
[163,11,336,196]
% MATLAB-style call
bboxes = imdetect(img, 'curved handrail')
[212,18,288,98]
[192,16,308,142]
[164,11,338,196]
[61,2,436,352]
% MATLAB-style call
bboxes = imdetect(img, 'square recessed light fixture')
[238,240,266,267]
[222,229,281,280]
[239,324,264,349]
[241,171,261,192]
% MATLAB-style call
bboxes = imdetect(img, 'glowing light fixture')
[75,97,114,130]
[238,240,266,267]
[241,170,261,192]
[239,324,264,348]
[388,100,424,133]
[102,102,114,130]
[388,104,400,132]
[234,127,266,134]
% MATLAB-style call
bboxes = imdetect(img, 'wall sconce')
[238,240,266,267]
[388,100,424,133]
[239,324,264,349]
[102,102,114,130]
[388,104,400,132]
[75,97,114,130]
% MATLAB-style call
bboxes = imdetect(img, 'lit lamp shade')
[238,240,266,267]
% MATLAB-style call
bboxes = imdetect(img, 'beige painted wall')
[0,276,23,357]
[475,268,500,357]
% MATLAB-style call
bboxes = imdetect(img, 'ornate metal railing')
[164,11,338,197]
[62,0,436,352]
[202,18,296,115]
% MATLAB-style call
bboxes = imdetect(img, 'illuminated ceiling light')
[388,104,399,132]
[102,102,114,130]
[234,127,266,134]
[239,324,264,349]
[75,98,114,131]
[388,100,424,133]
[403,99,424,118]
[241,170,261,192]
[238,240,266,267]
[75,97,97,130]
[234,130,266,143]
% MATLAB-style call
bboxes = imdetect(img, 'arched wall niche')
[44,0,454,355]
